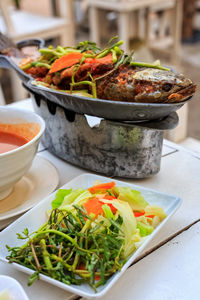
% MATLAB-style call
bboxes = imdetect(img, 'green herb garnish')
[7,207,125,291]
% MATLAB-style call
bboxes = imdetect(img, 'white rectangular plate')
[0,174,181,298]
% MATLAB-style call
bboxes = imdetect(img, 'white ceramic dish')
[0,155,59,221]
[0,107,45,200]
[0,174,181,299]
[0,275,29,300]
[0,214,22,231]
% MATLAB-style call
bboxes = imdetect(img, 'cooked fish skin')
[52,62,196,103]
[95,65,197,103]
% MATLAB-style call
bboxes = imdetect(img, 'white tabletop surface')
[1,99,200,300]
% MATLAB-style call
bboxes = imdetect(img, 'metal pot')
[29,91,178,179]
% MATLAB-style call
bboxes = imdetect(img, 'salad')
[6,181,166,291]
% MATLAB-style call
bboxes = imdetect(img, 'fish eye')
[163,83,172,92]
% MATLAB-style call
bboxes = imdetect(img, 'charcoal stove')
[29,91,178,179]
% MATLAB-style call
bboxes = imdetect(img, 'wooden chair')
[146,0,183,64]
[0,0,75,46]
[88,0,183,60]
[0,0,75,102]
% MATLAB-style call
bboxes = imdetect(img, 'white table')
[1,99,200,300]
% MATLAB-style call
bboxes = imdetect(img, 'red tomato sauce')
[0,131,28,154]
[0,122,40,155]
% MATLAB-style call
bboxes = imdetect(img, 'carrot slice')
[50,53,113,74]
[83,197,104,217]
[103,195,116,200]
[88,182,116,194]
[102,195,117,213]
[133,212,155,218]
[49,52,83,74]
[78,264,100,281]
[84,53,113,65]
[134,211,145,217]
[145,215,155,218]
[83,193,117,217]
[94,274,101,281]
[96,53,113,64]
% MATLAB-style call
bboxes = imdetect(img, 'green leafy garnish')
[7,207,125,290]
[51,189,72,209]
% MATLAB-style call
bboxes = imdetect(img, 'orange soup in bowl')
[0,122,40,154]
[0,132,28,154]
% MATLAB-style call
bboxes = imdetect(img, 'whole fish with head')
[0,33,197,103]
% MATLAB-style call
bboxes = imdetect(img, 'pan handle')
[0,55,13,70]
[0,38,45,80]
[0,55,32,82]
[16,38,45,50]
[134,112,179,131]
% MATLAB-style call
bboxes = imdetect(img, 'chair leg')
[0,84,6,105]
[171,0,183,64]
[89,6,101,45]
[57,0,75,46]
[59,27,75,46]
[144,7,151,45]
[118,11,130,52]
[159,10,171,39]
[10,71,28,101]
[129,10,139,39]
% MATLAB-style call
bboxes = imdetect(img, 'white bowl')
[0,107,45,200]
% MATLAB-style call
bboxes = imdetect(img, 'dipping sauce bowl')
[0,107,45,200]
